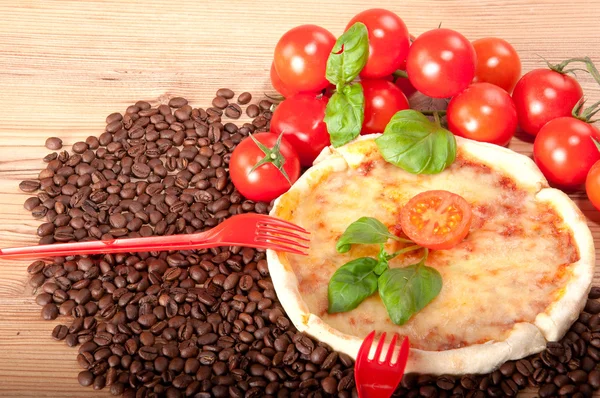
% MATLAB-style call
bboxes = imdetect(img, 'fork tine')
[397,336,410,367]
[358,331,376,358]
[259,217,310,234]
[255,235,310,249]
[373,332,387,363]
[257,226,311,242]
[384,333,399,364]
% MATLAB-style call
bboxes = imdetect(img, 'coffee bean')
[45,137,63,150]
[169,97,188,108]
[589,369,600,388]
[225,103,242,119]
[516,359,534,376]
[20,180,41,192]
[41,303,59,320]
[212,96,229,109]
[52,324,69,340]
[237,92,252,105]
[78,370,94,386]
[246,104,260,118]
[586,299,600,314]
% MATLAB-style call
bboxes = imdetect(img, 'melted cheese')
[284,150,578,351]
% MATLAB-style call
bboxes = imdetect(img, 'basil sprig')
[323,22,369,148]
[328,217,442,325]
[375,110,457,174]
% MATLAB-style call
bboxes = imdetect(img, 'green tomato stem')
[392,69,409,79]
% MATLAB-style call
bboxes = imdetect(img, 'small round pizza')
[267,134,595,375]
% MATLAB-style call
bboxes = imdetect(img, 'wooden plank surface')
[0,0,599,396]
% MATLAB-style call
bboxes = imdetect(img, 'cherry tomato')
[533,117,600,187]
[394,76,417,98]
[472,37,521,93]
[270,62,300,98]
[447,82,518,146]
[586,160,600,211]
[512,69,583,135]
[361,79,409,135]
[230,132,301,202]
[274,25,335,93]
[270,94,330,166]
[400,190,472,250]
[406,28,476,98]
[346,8,410,78]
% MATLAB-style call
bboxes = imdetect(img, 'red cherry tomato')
[400,190,472,250]
[274,25,335,94]
[586,160,600,211]
[270,94,330,166]
[394,76,417,98]
[270,62,300,98]
[512,69,583,135]
[346,8,410,78]
[360,79,409,135]
[533,117,600,187]
[230,132,301,202]
[447,82,518,146]
[472,37,521,93]
[406,28,477,98]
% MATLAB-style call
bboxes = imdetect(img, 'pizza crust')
[267,134,595,375]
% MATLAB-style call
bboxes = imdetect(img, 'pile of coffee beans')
[22,93,357,397]
[21,91,600,398]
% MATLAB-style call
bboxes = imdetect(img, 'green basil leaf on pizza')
[378,262,442,325]
[336,216,405,253]
[328,257,379,313]
[375,109,456,174]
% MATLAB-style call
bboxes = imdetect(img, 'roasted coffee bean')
[78,370,94,386]
[225,103,242,119]
[246,104,260,118]
[586,299,600,314]
[45,137,63,150]
[52,324,69,340]
[212,96,229,109]
[20,180,41,192]
[217,88,235,99]
[41,303,59,320]
[237,92,252,105]
[589,369,600,388]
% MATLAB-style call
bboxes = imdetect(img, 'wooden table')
[0,0,599,396]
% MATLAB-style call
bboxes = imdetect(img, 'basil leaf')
[326,22,369,86]
[336,217,396,253]
[328,257,378,313]
[378,264,442,325]
[324,83,365,148]
[375,109,457,174]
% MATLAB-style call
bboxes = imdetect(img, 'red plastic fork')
[0,213,310,259]
[355,331,410,398]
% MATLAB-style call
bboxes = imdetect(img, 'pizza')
[266,134,595,375]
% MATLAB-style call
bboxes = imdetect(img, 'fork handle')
[0,230,218,259]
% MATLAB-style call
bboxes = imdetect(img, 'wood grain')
[0,0,599,396]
